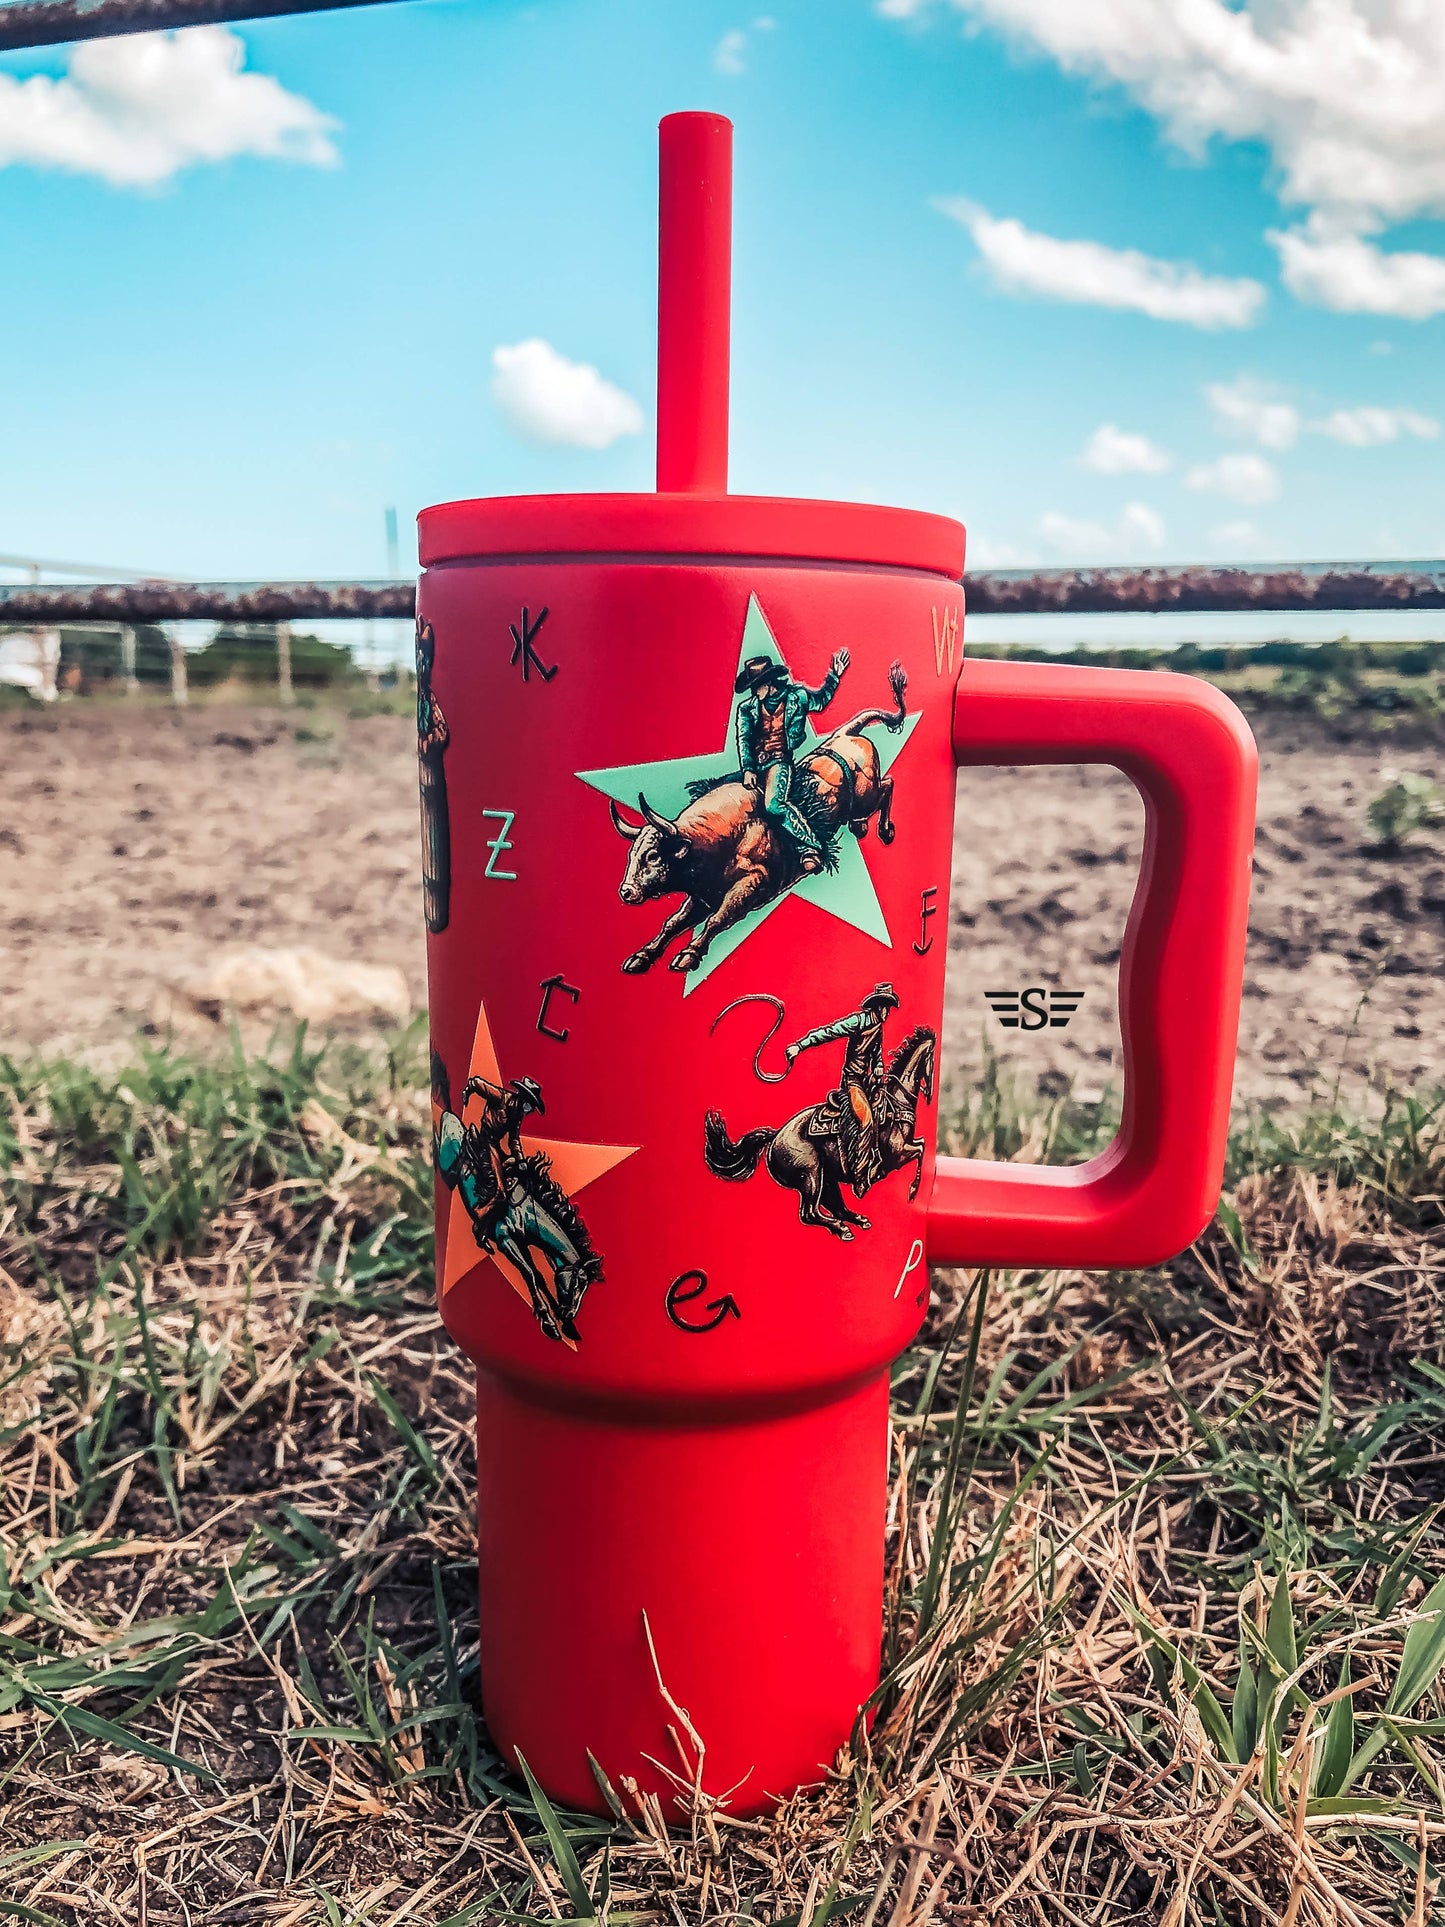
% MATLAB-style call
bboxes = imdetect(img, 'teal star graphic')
[577,595,920,991]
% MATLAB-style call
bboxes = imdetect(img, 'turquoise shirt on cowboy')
[436,1111,491,1218]
[436,1106,513,1227]
[788,1009,886,1087]
[735,665,842,775]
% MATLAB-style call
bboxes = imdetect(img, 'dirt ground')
[2,694,1442,1111]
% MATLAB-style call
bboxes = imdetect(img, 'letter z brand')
[482,809,517,880]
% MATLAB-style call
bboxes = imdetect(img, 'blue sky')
[1,0,1442,589]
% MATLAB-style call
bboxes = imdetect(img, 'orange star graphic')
[435,999,636,1346]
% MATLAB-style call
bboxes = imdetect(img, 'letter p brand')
[893,1236,926,1301]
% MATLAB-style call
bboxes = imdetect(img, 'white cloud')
[1185,452,1280,506]
[935,199,1265,328]
[1120,501,1166,548]
[1269,220,1445,321]
[713,16,776,76]
[902,3,1445,320]
[1314,405,1439,447]
[1206,377,1300,451]
[916,2,1445,228]
[713,30,749,75]
[1039,513,1114,557]
[0,27,337,186]
[1080,423,1172,474]
[1205,375,1439,451]
[490,339,645,450]
[1208,519,1268,553]
[1040,500,1166,560]
[965,531,1040,568]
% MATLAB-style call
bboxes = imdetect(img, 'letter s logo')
[1019,986,1049,1031]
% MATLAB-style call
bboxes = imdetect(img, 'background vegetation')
[3,1028,1443,1923]
[3,626,1444,730]
[969,636,1445,735]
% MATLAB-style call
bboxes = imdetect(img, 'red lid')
[418,491,965,578]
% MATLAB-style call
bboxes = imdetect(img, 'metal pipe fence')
[0,582,414,623]
[965,560,1445,618]
[2,562,1444,626]
[0,0,393,51]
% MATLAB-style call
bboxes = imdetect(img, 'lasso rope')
[709,992,791,1082]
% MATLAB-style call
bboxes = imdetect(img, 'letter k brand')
[509,606,557,683]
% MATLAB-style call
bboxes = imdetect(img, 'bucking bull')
[608,662,909,975]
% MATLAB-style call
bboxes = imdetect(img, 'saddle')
[806,1082,883,1141]
[805,1089,849,1141]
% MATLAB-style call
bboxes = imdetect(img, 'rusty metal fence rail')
[3,562,1445,626]
[0,0,391,51]
[0,582,414,623]
[964,560,1445,617]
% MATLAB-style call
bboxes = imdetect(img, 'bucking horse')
[608,662,909,975]
[705,1032,932,1240]
[703,1027,936,1239]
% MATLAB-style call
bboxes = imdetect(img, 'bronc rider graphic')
[433,1056,601,1342]
[784,981,900,1195]
[734,648,849,876]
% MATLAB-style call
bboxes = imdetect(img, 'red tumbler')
[415,112,1257,1817]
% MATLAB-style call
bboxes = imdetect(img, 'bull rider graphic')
[581,600,920,993]
[704,984,937,1239]
[733,648,850,877]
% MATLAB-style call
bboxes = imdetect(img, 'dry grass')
[2,1029,1443,1924]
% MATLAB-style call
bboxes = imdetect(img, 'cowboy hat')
[734,655,789,694]
[510,1076,546,1116]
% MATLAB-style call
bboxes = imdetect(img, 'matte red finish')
[414,110,1258,1821]
[933,657,1259,1269]
[421,557,963,1817]
[422,559,960,1415]
[657,112,733,493]
[416,490,966,578]
[475,1369,888,1815]
[417,553,1257,1818]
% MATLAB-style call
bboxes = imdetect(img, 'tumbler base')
[474,1368,889,1819]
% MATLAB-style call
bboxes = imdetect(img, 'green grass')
[970,633,1445,733]
[1,1032,1443,1922]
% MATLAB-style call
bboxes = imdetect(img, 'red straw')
[656,112,733,494]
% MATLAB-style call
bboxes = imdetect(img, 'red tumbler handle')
[929,657,1258,1270]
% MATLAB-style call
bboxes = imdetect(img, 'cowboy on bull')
[783,981,899,1195]
[434,1061,598,1342]
[734,648,850,876]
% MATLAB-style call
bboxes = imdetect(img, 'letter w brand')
[931,605,960,676]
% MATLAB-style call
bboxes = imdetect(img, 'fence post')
[37,627,60,702]
[277,621,293,704]
[167,629,188,706]
[120,624,138,694]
